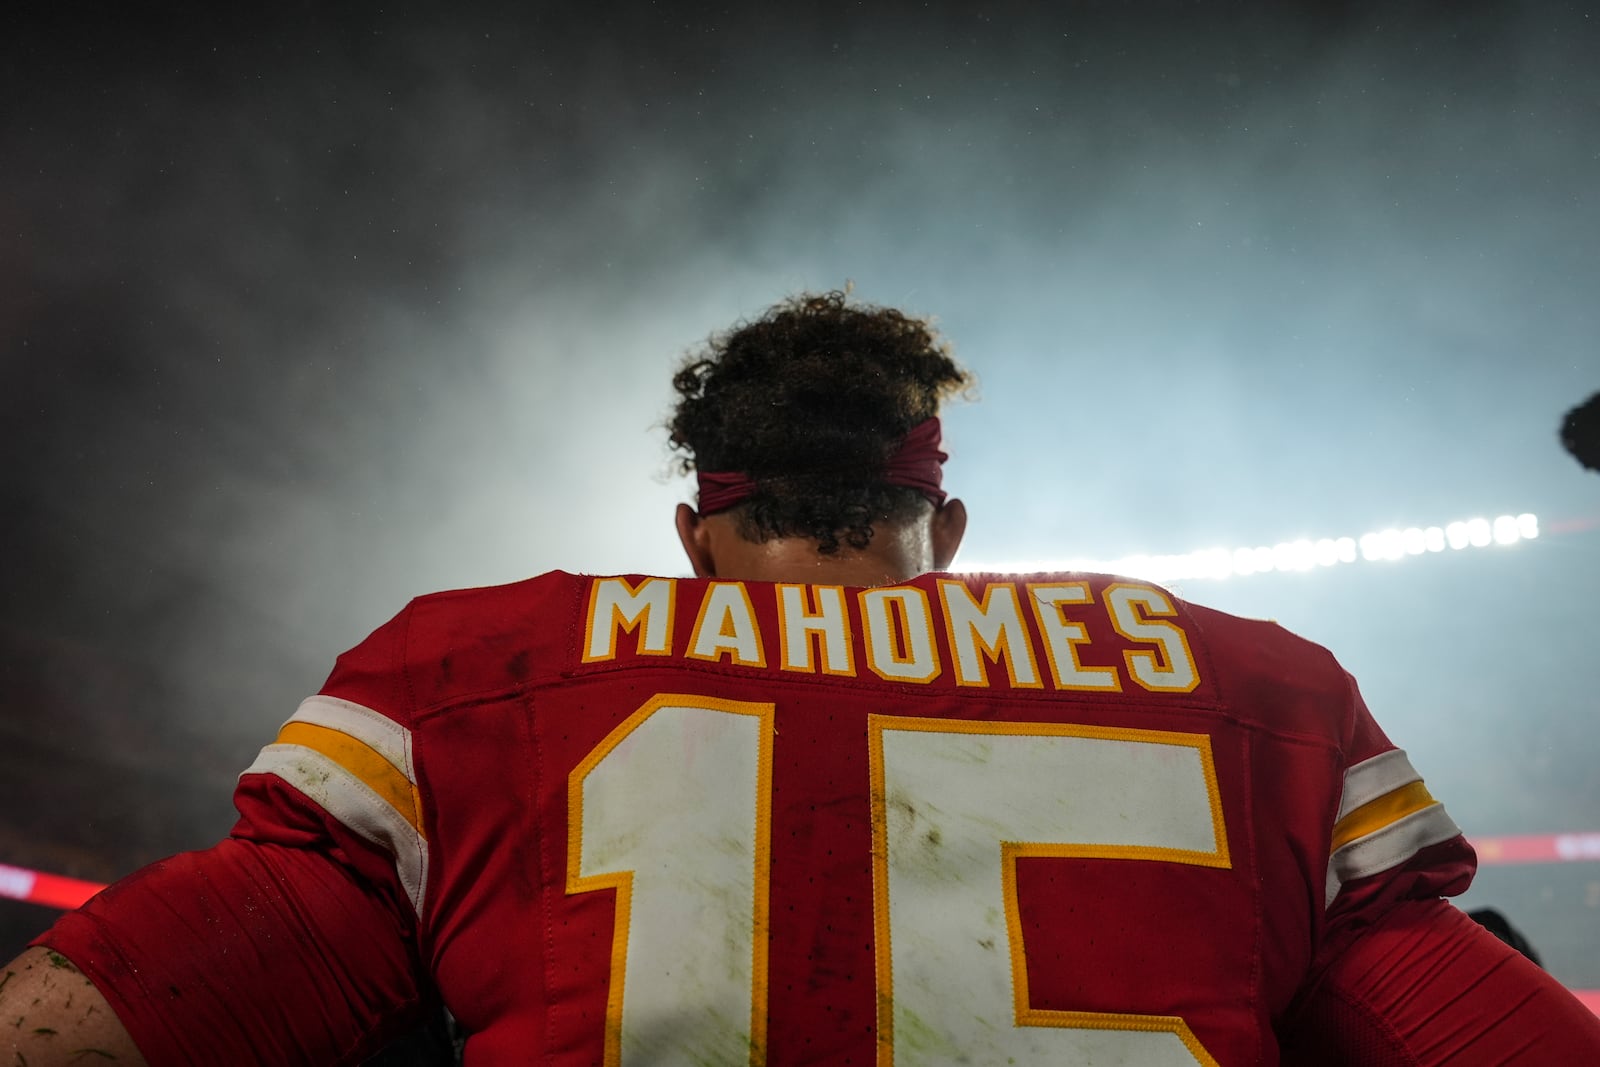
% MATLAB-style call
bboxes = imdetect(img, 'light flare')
[963,512,1541,581]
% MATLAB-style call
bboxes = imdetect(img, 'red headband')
[696,416,949,516]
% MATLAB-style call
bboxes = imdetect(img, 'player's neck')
[719,551,929,587]
[700,523,937,587]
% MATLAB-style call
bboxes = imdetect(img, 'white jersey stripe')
[289,695,416,782]
[1324,802,1461,907]
[242,743,429,916]
[1336,748,1421,823]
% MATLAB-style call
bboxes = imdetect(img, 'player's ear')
[931,497,967,571]
[675,503,716,578]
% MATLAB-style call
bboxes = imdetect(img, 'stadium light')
[963,513,1541,581]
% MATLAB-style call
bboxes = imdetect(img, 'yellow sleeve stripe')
[1325,801,1461,907]
[242,744,430,915]
[1337,749,1421,822]
[291,695,414,775]
[1330,780,1436,853]
[276,721,423,837]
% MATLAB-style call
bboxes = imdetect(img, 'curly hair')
[668,290,972,554]
[1561,390,1600,473]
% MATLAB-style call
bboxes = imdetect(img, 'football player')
[4,292,1598,1064]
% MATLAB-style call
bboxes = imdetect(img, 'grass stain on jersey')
[293,760,333,788]
[622,1003,754,1067]
[895,1004,969,1064]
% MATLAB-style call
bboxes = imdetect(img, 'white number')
[570,697,1227,1067]
[568,694,774,1067]
[870,716,1226,1066]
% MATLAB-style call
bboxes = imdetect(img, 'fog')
[3,1,1597,985]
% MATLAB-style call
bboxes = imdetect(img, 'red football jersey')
[42,570,1490,1064]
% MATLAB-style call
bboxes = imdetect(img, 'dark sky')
[3,0,1598,984]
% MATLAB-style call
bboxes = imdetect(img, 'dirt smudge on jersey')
[505,650,530,681]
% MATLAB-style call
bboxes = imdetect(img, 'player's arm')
[25,834,429,1065]
[0,946,145,1065]
[12,604,431,1064]
[1282,896,1600,1065]
[1281,671,1600,1062]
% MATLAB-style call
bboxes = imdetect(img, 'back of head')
[1561,390,1600,473]
[668,290,971,554]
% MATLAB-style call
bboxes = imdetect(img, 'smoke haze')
[3,0,1598,984]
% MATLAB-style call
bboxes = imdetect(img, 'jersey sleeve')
[33,602,435,1065]
[1277,673,1600,1062]
[33,837,429,1065]
[232,600,428,918]
[1320,672,1475,920]
[1280,897,1600,1064]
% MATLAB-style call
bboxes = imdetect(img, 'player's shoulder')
[403,568,588,640]
[1175,594,1342,685]
[400,569,594,710]
[321,569,594,721]
[1172,591,1357,743]
[934,568,1354,736]
[982,566,1344,685]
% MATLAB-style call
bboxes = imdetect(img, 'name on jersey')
[581,577,1199,692]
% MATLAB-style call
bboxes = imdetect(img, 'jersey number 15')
[568,693,1230,1066]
